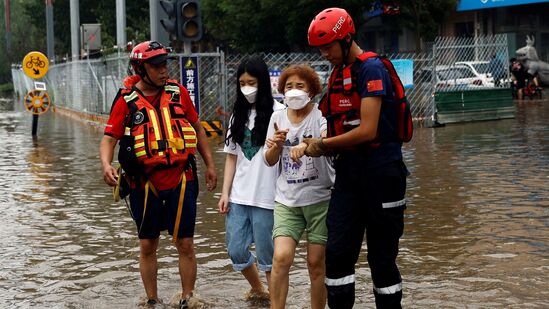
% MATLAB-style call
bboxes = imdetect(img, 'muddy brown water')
[0,98,547,308]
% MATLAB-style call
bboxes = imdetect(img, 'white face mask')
[240,85,258,104]
[284,89,310,110]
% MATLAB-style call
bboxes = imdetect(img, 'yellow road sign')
[22,51,49,79]
[24,89,51,115]
[184,58,196,69]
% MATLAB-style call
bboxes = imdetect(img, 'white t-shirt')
[223,100,286,209]
[264,104,335,207]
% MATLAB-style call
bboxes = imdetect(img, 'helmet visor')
[146,54,169,65]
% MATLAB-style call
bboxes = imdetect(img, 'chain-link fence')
[432,34,510,91]
[386,52,435,126]
[11,52,225,121]
[13,37,507,128]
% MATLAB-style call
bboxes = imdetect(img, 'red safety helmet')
[129,41,170,73]
[308,8,355,47]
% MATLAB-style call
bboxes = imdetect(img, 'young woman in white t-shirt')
[264,64,335,309]
[218,55,285,301]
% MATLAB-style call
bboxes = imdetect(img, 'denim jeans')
[225,202,274,272]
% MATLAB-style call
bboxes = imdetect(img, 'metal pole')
[184,42,192,55]
[150,0,158,41]
[116,0,126,50]
[4,0,11,53]
[32,114,39,136]
[219,49,227,130]
[70,0,80,60]
[46,0,55,62]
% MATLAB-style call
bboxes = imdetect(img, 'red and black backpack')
[357,52,413,143]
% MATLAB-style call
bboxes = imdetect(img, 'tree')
[202,0,367,53]
[398,0,458,51]
[0,0,46,83]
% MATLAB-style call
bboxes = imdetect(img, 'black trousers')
[325,152,407,309]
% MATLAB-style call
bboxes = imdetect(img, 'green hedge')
[0,83,14,95]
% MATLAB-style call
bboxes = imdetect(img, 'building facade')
[444,0,549,61]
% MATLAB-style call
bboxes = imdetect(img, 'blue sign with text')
[180,56,200,115]
[457,0,547,11]
[391,59,414,89]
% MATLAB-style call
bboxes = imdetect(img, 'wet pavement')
[0,96,547,308]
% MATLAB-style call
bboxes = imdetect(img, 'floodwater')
[0,97,547,308]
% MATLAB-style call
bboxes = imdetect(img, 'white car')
[434,64,495,89]
[454,61,495,86]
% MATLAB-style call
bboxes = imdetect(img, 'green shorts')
[273,200,329,245]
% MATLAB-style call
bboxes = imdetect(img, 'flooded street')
[0,98,547,308]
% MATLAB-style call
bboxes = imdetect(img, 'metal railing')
[12,36,507,128]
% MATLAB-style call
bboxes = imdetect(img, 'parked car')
[434,64,494,89]
[454,61,495,86]
[417,63,495,90]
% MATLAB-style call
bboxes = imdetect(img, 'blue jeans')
[225,202,274,272]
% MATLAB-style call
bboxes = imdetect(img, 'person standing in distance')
[217,55,285,301]
[99,41,217,309]
[305,8,408,308]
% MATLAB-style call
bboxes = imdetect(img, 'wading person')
[264,64,335,309]
[99,41,217,308]
[217,55,285,302]
[305,8,409,308]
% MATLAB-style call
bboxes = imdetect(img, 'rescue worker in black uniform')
[304,8,408,308]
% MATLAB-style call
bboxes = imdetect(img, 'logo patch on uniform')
[133,111,145,125]
[367,79,383,92]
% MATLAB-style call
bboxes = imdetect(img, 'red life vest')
[121,80,197,176]
[320,52,413,143]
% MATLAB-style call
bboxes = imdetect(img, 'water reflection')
[0,98,547,308]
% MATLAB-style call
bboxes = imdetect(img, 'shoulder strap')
[344,52,380,92]
[357,51,379,62]
[377,57,406,101]
[164,80,180,94]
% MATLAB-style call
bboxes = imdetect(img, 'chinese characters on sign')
[180,56,201,114]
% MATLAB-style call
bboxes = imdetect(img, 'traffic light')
[177,0,203,42]
[159,0,178,41]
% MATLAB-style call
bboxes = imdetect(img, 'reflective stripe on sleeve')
[374,282,402,295]
[382,198,406,209]
[325,274,355,286]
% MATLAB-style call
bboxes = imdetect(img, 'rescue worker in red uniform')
[304,8,408,308]
[99,41,217,308]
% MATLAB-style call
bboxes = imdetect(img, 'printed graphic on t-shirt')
[282,131,318,184]
[241,127,261,161]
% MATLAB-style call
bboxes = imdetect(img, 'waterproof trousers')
[325,152,407,309]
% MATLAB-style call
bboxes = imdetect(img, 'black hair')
[225,55,275,148]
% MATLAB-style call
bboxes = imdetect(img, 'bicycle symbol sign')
[22,51,49,79]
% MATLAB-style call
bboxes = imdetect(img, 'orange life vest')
[121,80,197,176]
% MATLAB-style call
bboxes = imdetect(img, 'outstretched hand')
[270,122,289,149]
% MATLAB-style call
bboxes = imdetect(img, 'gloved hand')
[303,137,329,157]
